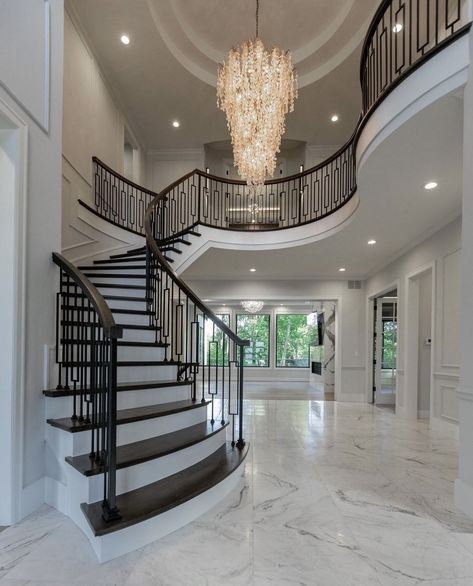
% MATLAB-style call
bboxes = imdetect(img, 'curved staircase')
[44,0,471,563]
[45,236,248,561]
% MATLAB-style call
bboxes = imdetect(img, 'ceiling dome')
[146,0,378,88]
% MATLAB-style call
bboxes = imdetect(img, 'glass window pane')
[276,314,311,368]
[203,314,230,366]
[236,314,270,367]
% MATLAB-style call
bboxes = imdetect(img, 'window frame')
[202,313,231,366]
[275,312,311,369]
[235,312,271,368]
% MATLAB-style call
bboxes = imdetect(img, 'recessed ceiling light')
[120,34,130,45]
[368,239,377,245]
[339,267,346,272]
[392,23,403,33]
[250,268,256,272]
[331,114,339,122]
[172,120,180,128]
[424,181,438,190]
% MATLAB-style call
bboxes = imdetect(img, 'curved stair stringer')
[167,194,360,275]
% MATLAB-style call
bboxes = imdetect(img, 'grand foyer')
[2,0,473,581]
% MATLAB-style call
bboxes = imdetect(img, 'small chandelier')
[217,0,298,188]
[241,300,264,313]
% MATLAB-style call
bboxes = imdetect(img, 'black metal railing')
[144,202,250,447]
[91,156,158,234]
[88,2,470,240]
[90,138,356,238]
[361,0,470,115]
[53,252,122,522]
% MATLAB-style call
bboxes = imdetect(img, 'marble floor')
[1,400,473,585]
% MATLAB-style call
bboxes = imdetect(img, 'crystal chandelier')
[241,300,264,313]
[217,0,298,188]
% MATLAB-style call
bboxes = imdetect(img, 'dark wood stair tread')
[93,256,147,264]
[47,399,209,432]
[60,321,160,331]
[66,420,228,476]
[61,306,152,316]
[43,379,192,397]
[60,360,179,368]
[79,265,148,271]
[84,273,146,279]
[81,442,248,536]
[92,283,148,290]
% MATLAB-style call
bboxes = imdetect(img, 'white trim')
[455,478,473,519]
[0,95,28,524]
[20,478,45,520]
[0,1,51,133]
[365,278,400,406]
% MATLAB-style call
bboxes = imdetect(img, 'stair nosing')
[80,442,249,536]
[47,399,209,432]
[66,420,229,477]
[42,379,193,397]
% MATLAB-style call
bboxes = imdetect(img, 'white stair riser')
[117,364,177,383]
[113,312,150,326]
[95,468,245,562]
[120,328,159,343]
[48,405,208,457]
[86,427,227,501]
[107,300,148,311]
[94,287,147,298]
[64,309,151,327]
[117,345,166,362]
[89,276,146,287]
[45,384,193,419]
[86,267,146,275]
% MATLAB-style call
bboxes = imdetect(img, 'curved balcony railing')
[361,0,470,117]
[85,0,471,239]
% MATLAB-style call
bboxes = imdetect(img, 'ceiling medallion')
[217,0,298,188]
[241,300,265,313]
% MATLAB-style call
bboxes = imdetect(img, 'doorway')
[405,266,434,419]
[372,290,398,407]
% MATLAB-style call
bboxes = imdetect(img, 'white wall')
[186,279,366,400]
[62,6,147,260]
[0,0,64,521]
[147,149,205,193]
[366,216,461,427]
[455,25,473,521]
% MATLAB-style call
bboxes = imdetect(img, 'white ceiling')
[181,95,463,281]
[68,0,378,149]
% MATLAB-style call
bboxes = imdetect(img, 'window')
[276,314,311,368]
[203,314,230,366]
[236,314,270,367]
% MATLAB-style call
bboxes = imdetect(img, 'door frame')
[365,279,400,407]
[0,96,28,524]
[403,262,436,420]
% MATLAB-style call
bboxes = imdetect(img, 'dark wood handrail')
[144,202,250,348]
[52,252,123,339]
[92,156,160,199]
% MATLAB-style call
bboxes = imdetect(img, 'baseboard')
[455,478,473,520]
[430,416,459,437]
[44,476,67,515]
[336,393,365,403]
[19,477,45,520]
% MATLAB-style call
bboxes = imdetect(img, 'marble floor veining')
[1,399,473,585]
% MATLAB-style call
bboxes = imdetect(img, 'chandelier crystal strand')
[241,300,264,313]
[217,2,297,187]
